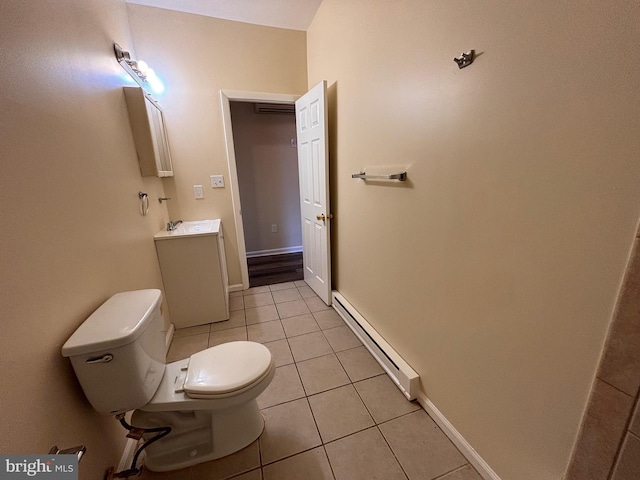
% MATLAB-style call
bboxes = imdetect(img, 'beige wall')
[307,1,640,479]
[126,5,308,286]
[231,102,301,254]
[0,0,170,478]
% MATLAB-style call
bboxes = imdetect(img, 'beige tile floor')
[141,281,483,480]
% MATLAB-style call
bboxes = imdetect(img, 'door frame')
[220,90,300,290]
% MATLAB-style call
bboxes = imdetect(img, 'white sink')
[154,219,221,240]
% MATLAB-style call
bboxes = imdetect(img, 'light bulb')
[146,68,165,94]
[136,60,149,74]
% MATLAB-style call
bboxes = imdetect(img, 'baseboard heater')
[332,291,419,400]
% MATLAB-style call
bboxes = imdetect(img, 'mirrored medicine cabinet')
[123,86,173,177]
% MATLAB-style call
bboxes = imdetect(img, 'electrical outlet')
[210,175,225,188]
[290,138,297,148]
[193,185,204,199]
[271,224,278,233]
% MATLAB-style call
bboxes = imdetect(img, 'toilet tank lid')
[62,289,162,357]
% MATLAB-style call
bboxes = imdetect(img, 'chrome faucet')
[167,220,183,231]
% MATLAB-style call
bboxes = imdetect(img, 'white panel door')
[296,80,331,305]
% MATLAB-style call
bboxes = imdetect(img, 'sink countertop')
[154,219,221,240]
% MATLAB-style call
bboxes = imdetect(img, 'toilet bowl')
[61,289,275,472]
[131,342,276,471]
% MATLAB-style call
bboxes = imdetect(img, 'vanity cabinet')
[154,219,229,328]
[123,86,173,177]
[154,220,230,328]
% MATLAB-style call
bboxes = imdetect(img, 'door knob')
[316,213,333,222]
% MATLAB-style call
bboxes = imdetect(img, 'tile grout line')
[256,424,264,480]
[320,444,338,480]
[430,464,474,480]
[605,387,640,480]
[178,312,349,342]
[266,371,387,410]
[374,423,410,480]
[597,375,636,400]
[292,349,311,399]
[302,394,324,451]
[259,444,327,469]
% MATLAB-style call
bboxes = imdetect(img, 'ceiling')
[126,0,324,31]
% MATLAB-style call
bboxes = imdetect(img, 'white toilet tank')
[62,289,167,415]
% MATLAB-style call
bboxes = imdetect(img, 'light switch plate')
[193,185,204,199]
[210,175,225,188]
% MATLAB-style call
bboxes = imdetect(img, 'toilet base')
[132,399,265,472]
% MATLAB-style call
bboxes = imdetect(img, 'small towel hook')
[138,191,149,216]
[454,50,475,69]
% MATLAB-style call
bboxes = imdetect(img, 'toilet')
[61,289,275,472]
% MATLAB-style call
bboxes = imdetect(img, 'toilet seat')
[183,341,273,399]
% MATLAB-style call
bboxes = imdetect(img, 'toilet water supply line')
[114,413,172,477]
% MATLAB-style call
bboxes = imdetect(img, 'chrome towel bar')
[351,171,407,181]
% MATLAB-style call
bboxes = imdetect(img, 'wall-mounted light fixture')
[114,43,164,94]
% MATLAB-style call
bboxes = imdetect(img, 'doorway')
[220,90,301,289]
[230,100,302,287]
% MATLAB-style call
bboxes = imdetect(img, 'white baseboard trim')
[416,392,501,480]
[246,246,303,258]
[229,283,244,293]
[165,323,175,351]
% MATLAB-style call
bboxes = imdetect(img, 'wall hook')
[138,191,149,216]
[454,50,475,69]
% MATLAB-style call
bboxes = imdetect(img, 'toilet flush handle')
[86,354,113,364]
